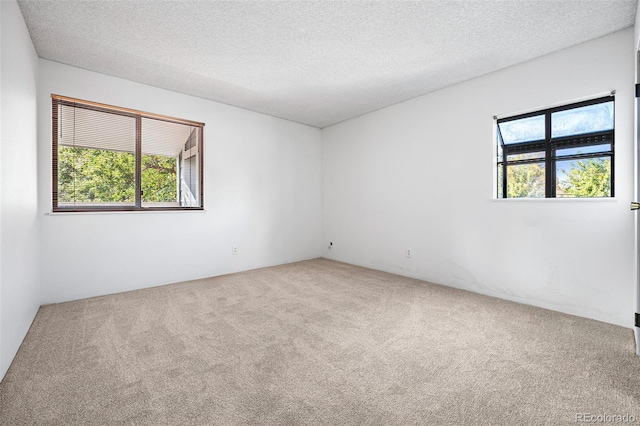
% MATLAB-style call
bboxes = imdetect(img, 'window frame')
[52,94,205,212]
[496,95,615,199]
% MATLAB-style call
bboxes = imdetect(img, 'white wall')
[322,29,635,328]
[38,60,322,303]
[635,4,640,51]
[1,0,40,380]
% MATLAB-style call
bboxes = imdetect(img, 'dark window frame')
[52,94,205,212]
[496,95,615,199]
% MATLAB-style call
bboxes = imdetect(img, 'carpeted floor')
[1,258,639,425]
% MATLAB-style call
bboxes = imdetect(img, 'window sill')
[491,197,618,202]
[45,209,206,216]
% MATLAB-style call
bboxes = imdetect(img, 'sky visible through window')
[498,101,613,144]
[499,115,545,144]
[551,102,613,138]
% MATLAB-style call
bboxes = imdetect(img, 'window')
[52,95,204,211]
[496,96,614,199]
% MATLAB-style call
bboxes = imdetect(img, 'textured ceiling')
[17,1,638,128]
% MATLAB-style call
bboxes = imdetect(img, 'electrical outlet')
[406,248,412,258]
[232,245,238,255]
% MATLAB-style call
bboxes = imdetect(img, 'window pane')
[506,152,545,161]
[556,144,610,157]
[497,165,504,198]
[551,101,613,138]
[58,146,135,206]
[498,115,545,144]
[141,118,193,208]
[57,105,136,207]
[506,162,545,198]
[556,157,611,198]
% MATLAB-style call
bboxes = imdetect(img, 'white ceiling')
[17,0,638,128]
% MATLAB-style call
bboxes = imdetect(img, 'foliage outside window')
[52,95,204,211]
[496,96,614,199]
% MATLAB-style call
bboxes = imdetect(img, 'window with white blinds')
[52,95,204,211]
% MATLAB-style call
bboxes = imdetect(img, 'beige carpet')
[1,258,639,425]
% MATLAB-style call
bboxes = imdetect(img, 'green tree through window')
[559,157,610,198]
[507,162,545,198]
[142,155,177,203]
[59,147,135,203]
[58,147,177,204]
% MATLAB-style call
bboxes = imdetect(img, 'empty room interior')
[3,0,640,424]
